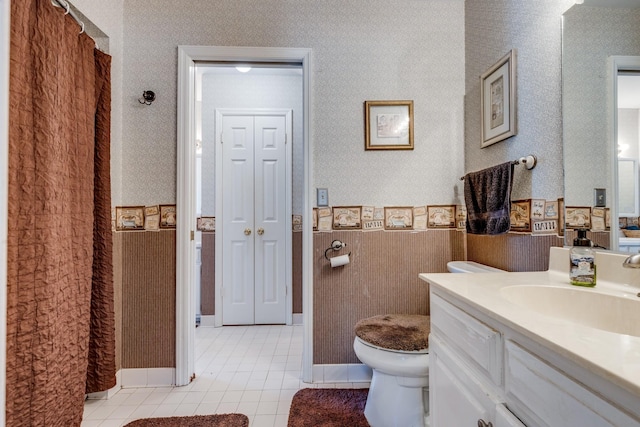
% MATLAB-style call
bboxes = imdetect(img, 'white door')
[219,110,291,325]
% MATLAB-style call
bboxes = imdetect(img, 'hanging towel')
[464,162,514,235]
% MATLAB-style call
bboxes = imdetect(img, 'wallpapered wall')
[464,0,574,202]
[563,5,640,207]
[70,0,124,204]
[120,0,465,207]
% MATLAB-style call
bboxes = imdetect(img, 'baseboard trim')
[199,315,216,327]
[120,367,176,388]
[86,370,122,400]
[311,363,372,384]
[293,313,303,325]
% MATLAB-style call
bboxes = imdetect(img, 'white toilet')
[353,314,430,427]
[446,260,505,273]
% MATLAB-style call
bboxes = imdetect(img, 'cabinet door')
[430,337,493,427]
[495,404,526,427]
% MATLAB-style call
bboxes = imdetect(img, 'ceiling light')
[235,66,251,73]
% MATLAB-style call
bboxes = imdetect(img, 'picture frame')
[384,207,414,230]
[332,206,362,230]
[197,216,215,232]
[564,206,591,230]
[364,100,414,150]
[115,206,145,231]
[509,199,531,232]
[427,205,456,229]
[159,204,177,229]
[481,49,517,148]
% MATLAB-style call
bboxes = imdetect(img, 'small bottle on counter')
[569,228,596,287]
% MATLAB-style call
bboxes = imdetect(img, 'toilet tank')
[447,261,505,273]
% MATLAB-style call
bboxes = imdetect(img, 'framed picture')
[481,49,517,148]
[159,204,177,229]
[427,205,456,229]
[384,207,414,230]
[565,206,591,229]
[510,199,531,232]
[115,206,145,231]
[197,216,215,232]
[332,206,362,230]
[364,100,414,150]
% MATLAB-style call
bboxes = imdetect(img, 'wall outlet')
[317,188,329,206]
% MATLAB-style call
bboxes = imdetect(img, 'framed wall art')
[384,207,414,230]
[159,204,177,229]
[481,49,517,148]
[364,100,414,150]
[564,206,591,230]
[115,206,145,231]
[427,205,456,229]
[509,199,531,232]
[332,206,362,230]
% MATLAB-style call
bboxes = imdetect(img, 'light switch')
[317,188,329,206]
[594,188,606,207]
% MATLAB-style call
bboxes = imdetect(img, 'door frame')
[215,108,293,326]
[608,56,640,251]
[176,45,314,386]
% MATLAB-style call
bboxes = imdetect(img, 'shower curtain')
[7,0,115,425]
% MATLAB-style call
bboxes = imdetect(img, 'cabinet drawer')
[431,293,502,385]
[505,340,640,427]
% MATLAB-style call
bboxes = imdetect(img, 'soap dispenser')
[569,229,596,287]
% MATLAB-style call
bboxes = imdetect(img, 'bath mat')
[124,413,249,427]
[287,388,370,427]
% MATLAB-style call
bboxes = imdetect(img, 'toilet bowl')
[446,260,505,273]
[353,314,430,427]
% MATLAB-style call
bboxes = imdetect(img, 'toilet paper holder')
[324,240,351,261]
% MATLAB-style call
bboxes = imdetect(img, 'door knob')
[257,228,264,235]
[244,228,251,236]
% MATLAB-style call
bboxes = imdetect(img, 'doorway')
[216,109,292,325]
[176,46,314,386]
[609,56,640,251]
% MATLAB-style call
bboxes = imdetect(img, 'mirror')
[562,1,640,250]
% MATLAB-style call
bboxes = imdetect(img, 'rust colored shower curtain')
[7,0,115,425]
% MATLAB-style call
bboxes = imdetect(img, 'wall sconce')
[138,90,156,105]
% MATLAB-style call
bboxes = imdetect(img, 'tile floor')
[82,324,367,427]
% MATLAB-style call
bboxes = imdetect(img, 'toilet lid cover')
[354,314,430,352]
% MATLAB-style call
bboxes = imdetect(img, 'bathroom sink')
[499,285,640,337]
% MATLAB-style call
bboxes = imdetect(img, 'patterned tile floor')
[82,324,366,427]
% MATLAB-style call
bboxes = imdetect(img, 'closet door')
[219,111,290,325]
[221,115,256,325]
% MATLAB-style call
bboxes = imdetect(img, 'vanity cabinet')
[430,293,525,427]
[429,291,640,427]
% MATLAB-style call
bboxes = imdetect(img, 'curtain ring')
[64,2,70,15]
[79,22,85,34]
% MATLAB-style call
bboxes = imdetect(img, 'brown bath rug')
[124,413,249,427]
[287,388,370,427]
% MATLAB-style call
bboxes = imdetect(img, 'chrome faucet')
[623,253,640,268]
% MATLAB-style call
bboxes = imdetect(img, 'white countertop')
[419,255,640,398]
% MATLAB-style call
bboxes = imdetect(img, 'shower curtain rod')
[52,0,85,34]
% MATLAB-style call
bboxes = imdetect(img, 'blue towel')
[464,162,514,235]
